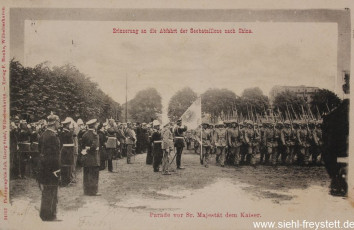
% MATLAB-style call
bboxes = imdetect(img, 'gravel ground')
[7,150,353,230]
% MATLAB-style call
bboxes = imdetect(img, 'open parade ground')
[8,150,354,230]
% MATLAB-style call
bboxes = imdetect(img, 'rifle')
[290,104,299,120]
[316,105,321,120]
[246,104,250,121]
[307,103,315,120]
[326,103,330,113]
[301,105,310,132]
[286,103,294,131]
[263,105,268,121]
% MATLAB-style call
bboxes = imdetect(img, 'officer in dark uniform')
[97,123,107,170]
[173,119,187,169]
[77,119,86,167]
[105,126,118,172]
[146,123,154,165]
[30,123,40,178]
[59,118,75,186]
[10,121,19,179]
[151,120,163,172]
[81,119,101,196]
[17,120,31,179]
[38,112,61,221]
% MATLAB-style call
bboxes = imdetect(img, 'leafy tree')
[310,89,341,117]
[238,87,270,117]
[128,88,162,123]
[201,88,237,121]
[10,59,121,122]
[168,87,198,122]
[272,90,306,120]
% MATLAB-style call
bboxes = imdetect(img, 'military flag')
[180,97,202,130]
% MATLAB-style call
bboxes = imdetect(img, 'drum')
[106,137,117,149]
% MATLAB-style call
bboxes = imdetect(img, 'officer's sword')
[169,147,177,165]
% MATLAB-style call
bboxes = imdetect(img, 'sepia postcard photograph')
[1,1,354,229]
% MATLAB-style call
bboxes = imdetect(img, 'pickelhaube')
[47,112,60,125]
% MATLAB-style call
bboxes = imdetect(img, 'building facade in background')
[269,85,320,104]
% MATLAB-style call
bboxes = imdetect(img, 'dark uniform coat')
[174,125,187,148]
[38,128,61,221]
[81,129,100,167]
[81,129,100,195]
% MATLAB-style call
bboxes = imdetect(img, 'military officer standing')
[38,113,61,221]
[151,120,163,172]
[10,121,19,179]
[161,123,173,175]
[59,118,75,186]
[116,123,126,159]
[105,126,118,172]
[173,119,188,169]
[125,122,136,164]
[97,123,107,170]
[30,123,40,177]
[81,119,101,196]
[146,123,154,165]
[17,120,31,179]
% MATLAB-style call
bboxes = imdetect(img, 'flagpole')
[200,95,203,164]
[125,74,128,123]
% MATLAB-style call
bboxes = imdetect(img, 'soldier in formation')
[200,122,211,168]
[199,117,323,167]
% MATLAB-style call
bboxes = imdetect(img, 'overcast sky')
[24,20,337,114]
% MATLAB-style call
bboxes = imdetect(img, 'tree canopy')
[310,89,341,117]
[201,88,238,121]
[10,60,121,122]
[238,87,270,117]
[127,88,162,123]
[272,90,306,119]
[168,87,198,122]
